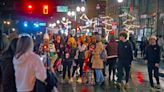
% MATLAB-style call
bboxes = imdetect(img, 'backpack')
[100,49,107,60]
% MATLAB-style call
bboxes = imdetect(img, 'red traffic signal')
[27,4,33,14]
[28,5,32,9]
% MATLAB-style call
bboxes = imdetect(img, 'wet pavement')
[57,58,164,92]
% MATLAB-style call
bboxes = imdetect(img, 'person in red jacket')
[106,36,118,82]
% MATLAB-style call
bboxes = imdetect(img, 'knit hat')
[149,35,157,40]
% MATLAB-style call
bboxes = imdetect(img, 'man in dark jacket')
[0,38,18,92]
[117,32,133,89]
[145,36,161,91]
[0,29,10,91]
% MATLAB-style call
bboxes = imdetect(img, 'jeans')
[78,59,84,77]
[148,63,160,87]
[106,58,117,81]
[62,60,72,79]
[117,61,131,83]
[95,69,104,85]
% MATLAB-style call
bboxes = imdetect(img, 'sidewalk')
[132,58,164,90]
[57,57,164,92]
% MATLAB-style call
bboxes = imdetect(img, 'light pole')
[68,6,86,35]
[156,0,160,37]
[118,0,123,32]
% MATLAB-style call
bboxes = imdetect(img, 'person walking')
[77,41,86,83]
[117,32,133,89]
[0,38,18,92]
[13,34,47,92]
[145,36,161,91]
[62,41,75,83]
[106,36,118,82]
[0,29,10,91]
[92,35,105,86]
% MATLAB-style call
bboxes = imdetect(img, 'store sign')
[57,6,68,12]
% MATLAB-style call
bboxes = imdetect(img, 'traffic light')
[43,5,48,14]
[27,4,33,14]
[28,5,32,9]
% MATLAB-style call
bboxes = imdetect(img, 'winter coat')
[92,42,104,69]
[118,41,133,63]
[0,50,16,92]
[64,45,75,61]
[78,44,86,59]
[106,39,118,56]
[145,44,160,64]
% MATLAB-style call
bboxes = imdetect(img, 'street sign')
[57,6,68,12]
[39,23,46,26]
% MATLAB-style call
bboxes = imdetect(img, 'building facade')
[106,0,164,37]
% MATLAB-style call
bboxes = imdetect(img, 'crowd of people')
[0,28,163,92]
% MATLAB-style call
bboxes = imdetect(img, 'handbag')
[33,79,46,92]
[46,54,58,92]
[46,70,58,92]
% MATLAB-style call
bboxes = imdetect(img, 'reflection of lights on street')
[137,71,143,84]
[57,20,60,24]
[81,6,85,12]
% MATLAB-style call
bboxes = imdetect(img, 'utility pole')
[156,0,160,37]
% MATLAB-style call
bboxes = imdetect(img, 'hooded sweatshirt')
[13,51,47,92]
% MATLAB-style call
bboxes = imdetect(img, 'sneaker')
[124,83,129,89]
[150,87,155,92]
[77,77,82,83]
[70,77,74,82]
[116,83,124,89]
[100,81,105,86]
[68,79,72,84]
[155,84,161,89]
[61,79,65,83]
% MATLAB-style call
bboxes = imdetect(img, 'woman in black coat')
[0,38,18,92]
